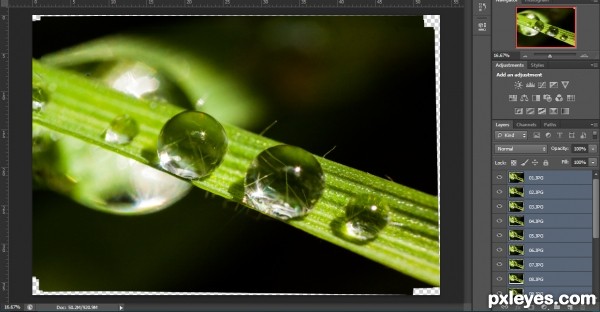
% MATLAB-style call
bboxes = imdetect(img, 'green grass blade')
[40,35,264,128]
[33,59,440,286]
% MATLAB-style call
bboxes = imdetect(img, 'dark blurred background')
[33,16,437,293]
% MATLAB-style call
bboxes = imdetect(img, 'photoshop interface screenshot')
[0,0,596,311]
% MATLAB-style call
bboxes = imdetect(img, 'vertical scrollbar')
[594,171,599,311]
[594,171,599,238]
[0,0,7,306]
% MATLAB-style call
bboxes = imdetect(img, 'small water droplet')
[244,145,325,220]
[103,114,139,145]
[32,86,48,112]
[559,34,568,41]
[157,111,228,180]
[333,195,389,243]
[546,26,558,37]
[533,21,545,31]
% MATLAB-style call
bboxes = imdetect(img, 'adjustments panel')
[485,0,600,309]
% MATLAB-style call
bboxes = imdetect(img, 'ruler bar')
[0,0,7,307]
[33,0,71,6]
[119,0,147,6]
[17,0,461,7]
[309,0,336,6]
[226,0,261,6]
[150,0,182,6]
[260,0,297,7]
[182,0,221,6]
[71,0,113,7]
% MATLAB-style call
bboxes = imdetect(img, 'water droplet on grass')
[559,34,568,41]
[244,145,325,220]
[334,195,389,243]
[103,114,139,145]
[517,11,544,36]
[110,63,160,99]
[157,111,228,180]
[32,86,48,112]
[57,135,192,215]
[69,61,190,107]
[546,26,558,37]
[95,160,191,214]
[533,21,545,31]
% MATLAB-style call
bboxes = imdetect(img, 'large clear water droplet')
[546,26,558,37]
[244,145,325,220]
[33,125,191,215]
[64,136,192,215]
[69,61,190,107]
[85,159,191,214]
[109,62,160,98]
[157,111,228,180]
[533,20,545,32]
[103,114,139,145]
[517,11,543,36]
[334,195,389,243]
[33,86,48,112]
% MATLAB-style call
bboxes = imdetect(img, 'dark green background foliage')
[33,16,436,292]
